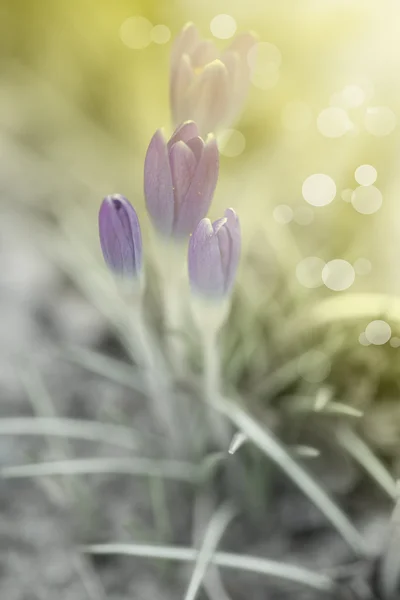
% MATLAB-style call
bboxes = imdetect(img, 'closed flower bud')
[98,194,142,278]
[188,208,241,298]
[144,121,219,238]
[170,23,257,136]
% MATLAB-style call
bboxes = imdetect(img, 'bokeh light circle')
[317,107,352,138]
[364,107,397,136]
[296,257,325,288]
[351,186,382,215]
[354,165,377,186]
[297,350,331,383]
[322,260,355,291]
[120,16,153,49]
[210,14,237,39]
[365,320,391,345]
[390,337,400,348]
[302,174,336,207]
[218,129,246,157]
[273,205,293,224]
[353,258,372,275]
[359,332,371,346]
[341,188,353,203]
[151,24,171,44]
[248,42,282,90]
[340,85,366,108]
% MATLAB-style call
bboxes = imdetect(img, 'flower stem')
[202,326,230,446]
[127,292,179,453]
[163,278,188,377]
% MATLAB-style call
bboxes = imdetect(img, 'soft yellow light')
[282,101,312,131]
[365,320,391,345]
[322,260,355,291]
[317,107,352,138]
[296,257,325,288]
[273,204,293,224]
[247,42,282,70]
[119,16,153,50]
[353,258,372,275]
[151,24,171,45]
[359,332,371,346]
[364,106,397,136]
[351,186,382,214]
[354,164,377,186]
[250,66,279,90]
[293,206,314,225]
[210,14,237,39]
[340,188,353,203]
[302,174,336,207]
[219,129,246,157]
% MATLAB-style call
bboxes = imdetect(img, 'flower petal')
[222,32,257,126]
[190,40,219,69]
[187,59,230,135]
[170,54,195,128]
[174,135,219,236]
[169,141,197,222]
[226,32,258,59]
[171,22,200,72]
[99,194,142,277]
[188,218,225,297]
[168,121,199,148]
[185,135,205,163]
[222,208,241,293]
[144,130,174,235]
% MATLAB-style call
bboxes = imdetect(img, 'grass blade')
[83,543,335,593]
[0,418,137,450]
[215,396,367,556]
[337,426,397,500]
[1,457,200,482]
[184,503,235,600]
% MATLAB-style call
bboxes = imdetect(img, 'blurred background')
[2,0,400,598]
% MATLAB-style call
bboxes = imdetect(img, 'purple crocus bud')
[98,194,142,278]
[144,121,219,239]
[170,23,257,136]
[188,208,241,298]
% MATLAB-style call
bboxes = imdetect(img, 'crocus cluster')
[170,23,257,136]
[144,121,218,238]
[98,22,250,300]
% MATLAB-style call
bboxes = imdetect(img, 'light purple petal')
[174,135,219,236]
[168,121,199,148]
[144,130,174,235]
[185,136,204,163]
[188,219,225,297]
[169,141,197,222]
[221,208,241,293]
[99,194,142,277]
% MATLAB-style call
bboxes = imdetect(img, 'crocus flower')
[170,23,257,136]
[144,121,219,238]
[99,194,142,278]
[188,208,241,298]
